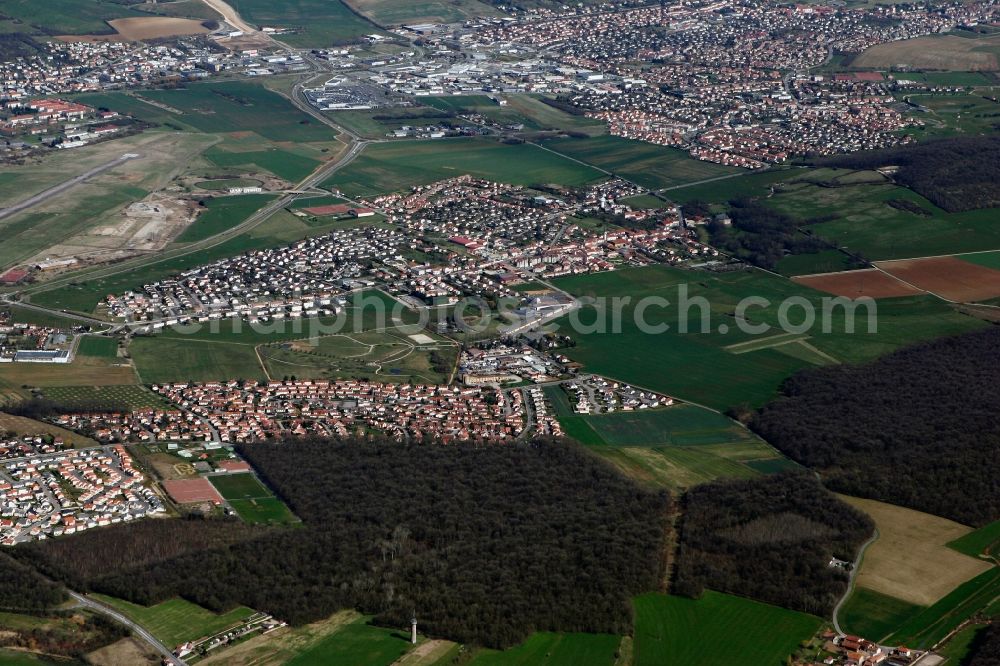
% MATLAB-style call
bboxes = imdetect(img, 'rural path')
[832,527,880,636]
[69,591,187,666]
[0,154,138,223]
[199,0,258,36]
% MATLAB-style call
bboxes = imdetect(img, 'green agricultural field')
[887,568,1000,648]
[286,616,412,666]
[549,265,984,411]
[236,0,389,47]
[579,404,756,446]
[774,250,857,277]
[0,0,147,36]
[666,168,800,204]
[839,588,924,643]
[2,305,82,330]
[541,136,743,190]
[138,82,336,143]
[632,591,822,666]
[420,95,606,136]
[38,385,171,411]
[131,336,266,384]
[937,623,991,665]
[325,139,604,197]
[203,143,323,183]
[346,0,498,25]
[948,519,1000,560]
[93,595,256,648]
[327,107,457,139]
[958,250,1000,270]
[765,176,1000,260]
[195,178,264,192]
[176,194,278,243]
[76,336,118,359]
[468,632,620,666]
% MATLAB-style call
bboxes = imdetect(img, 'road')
[200,0,259,36]
[832,527,880,636]
[0,154,138,223]
[70,591,188,666]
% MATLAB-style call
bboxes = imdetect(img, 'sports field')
[93,595,257,648]
[209,473,297,524]
[325,139,604,197]
[549,265,984,410]
[468,632,620,666]
[838,588,924,643]
[766,177,1000,260]
[841,497,993,607]
[541,136,743,190]
[632,591,822,666]
[77,336,118,358]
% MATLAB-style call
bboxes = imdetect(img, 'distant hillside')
[817,136,1000,213]
[752,326,1000,527]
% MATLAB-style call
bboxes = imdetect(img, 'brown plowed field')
[875,257,1000,302]
[793,269,926,299]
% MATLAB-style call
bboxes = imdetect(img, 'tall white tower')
[410,617,418,644]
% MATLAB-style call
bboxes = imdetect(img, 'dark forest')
[673,473,873,617]
[752,326,1000,527]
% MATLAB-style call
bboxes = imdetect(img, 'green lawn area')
[93,595,256,648]
[286,616,411,666]
[326,138,604,197]
[228,497,297,524]
[208,472,272,499]
[775,250,857,277]
[948,519,1000,559]
[541,136,743,190]
[632,591,822,666]
[346,0,498,26]
[578,404,759,447]
[76,336,118,359]
[420,94,606,136]
[176,194,277,243]
[132,335,266,384]
[468,632,620,666]
[549,265,984,411]
[839,588,925,643]
[766,173,1000,260]
[887,567,1000,648]
[237,0,390,47]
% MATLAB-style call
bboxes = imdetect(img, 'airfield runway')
[0,153,139,223]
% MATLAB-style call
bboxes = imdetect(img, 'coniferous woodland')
[673,473,874,617]
[16,438,671,649]
[752,327,1000,527]
[817,136,1000,212]
[969,624,1000,666]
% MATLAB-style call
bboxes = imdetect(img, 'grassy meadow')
[94,596,257,648]
[541,136,743,190]
[325,139,605,197]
